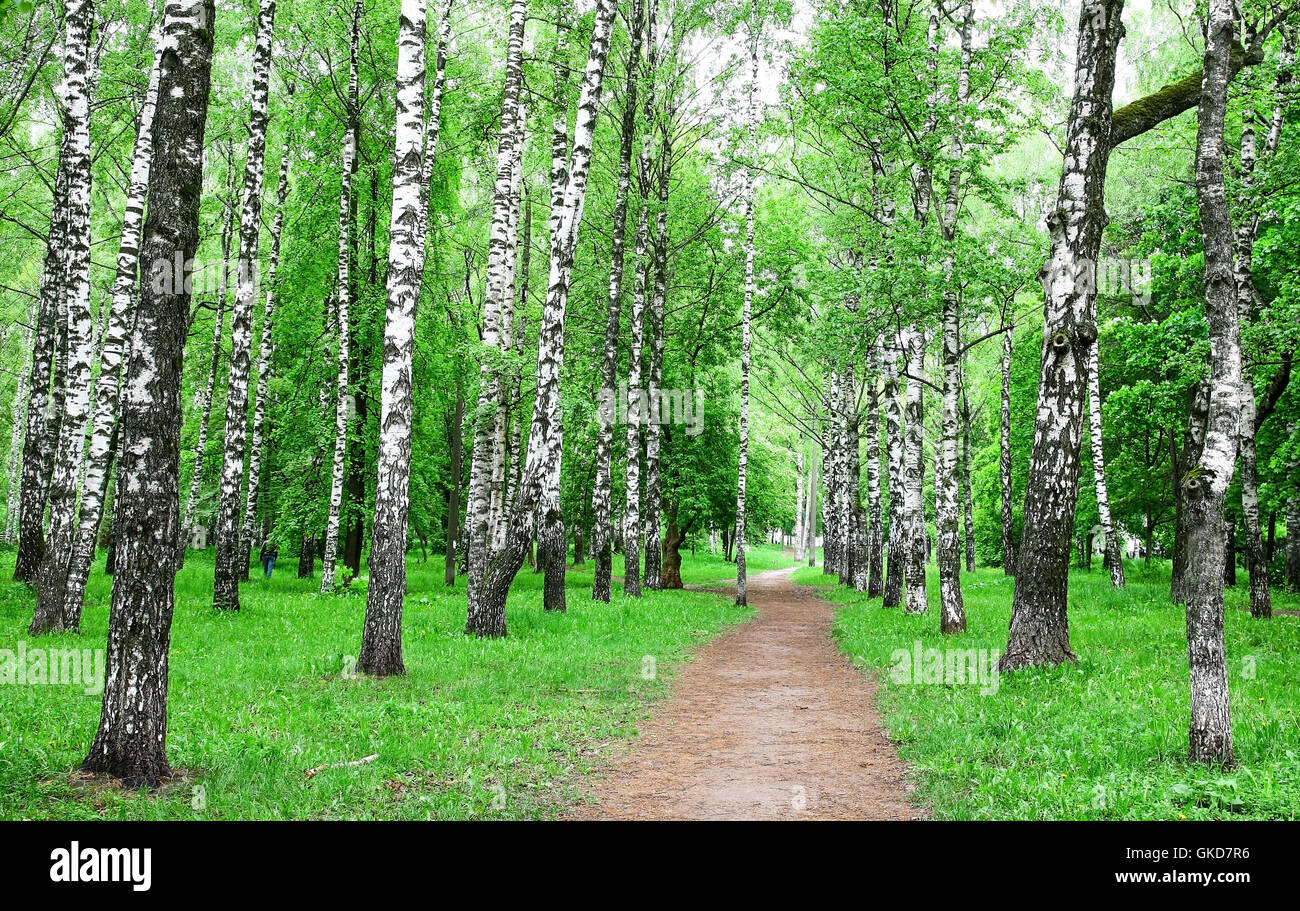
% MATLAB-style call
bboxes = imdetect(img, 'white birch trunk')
[358,0,429,677]
[1182,0,1240,765]
[464,0,528,634]
[61,34,164,625]
[213,0,276,610]
[238,99,295,583]
[32,0,98,634]
[320,0,362,593]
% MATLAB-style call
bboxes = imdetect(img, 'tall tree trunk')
[794,450,806,562]
[239,89,295,583]
[32,0,98,634]
[179,217,229,558]
[735,20,758,608]
[643,11,670,593]
[1172,382,1210,603]
[960,381,975,573]
[592,0,644,603]
[882,336,905,605]
[622,153,649,598]
[82,0,215,787]
[320,0,362,592]
[934,0,972,633]
[212,0,276,611]
[1087,338,1125,586]
[1001,0,1123,670]
[60,35,164,627]
[467,0,618,634]
[359,0,431,678]
[4,318,32,545]
[1286,424,1300,589]
[903,329,928,615]
[800,457,811,564]
[1233,31,1293,619]
[823,376,840,576]
[1181,0,1239,765]
[1000,324,1015,574]
[866,356,884,596]
[465,0,528,635]
[445,397,464,586]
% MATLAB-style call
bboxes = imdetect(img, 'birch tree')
[60,34,165,626]
[1001,0,1270,669]
[735,16,759,608]
[320,0,362,592]
[1234,30,1294,620]
[82,0,216,787]
[467,0,619,636]
[358,0,431,678]
[465,0,527,632]
[1000,323,1015,574]
[934,0,973,633]
[882,334,905,606]
[238,95,295,582]
[32,0,98,634]
[1179,0,1244,766]
[592,0,644,603]
[1087,335,1125,586]
[213,0,277,611]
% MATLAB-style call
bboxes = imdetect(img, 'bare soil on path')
[568,567,925,820]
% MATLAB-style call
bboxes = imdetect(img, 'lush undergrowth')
[796,561,1300,820]
[0,543,783,820]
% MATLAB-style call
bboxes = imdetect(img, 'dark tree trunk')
[1172,383,1210,603]
[445,396,464,586]
[1223,512,1237,587]
[82,0,215,788]
[13,137,71,584]
[298,534,315,578]
[662,514,688,590]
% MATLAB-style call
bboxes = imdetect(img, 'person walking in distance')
[260,540,279,579]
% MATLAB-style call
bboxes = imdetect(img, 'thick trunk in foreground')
[82,0,215,787]
[212,0,276,611]
[1001,0,1123,670]
[1181,0,1239,766]
[359,0,429,678]
[31,0,96,632]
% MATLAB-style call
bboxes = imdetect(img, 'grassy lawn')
[0,543,785,820]
[797,561,1300,820]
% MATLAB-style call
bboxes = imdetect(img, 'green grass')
[0,543,789,820]
[796,561,1300,820]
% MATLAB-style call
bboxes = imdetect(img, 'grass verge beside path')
[796,562,1300,820]
[0,544,788,819]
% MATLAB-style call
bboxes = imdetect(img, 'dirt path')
[569,567,924,820]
